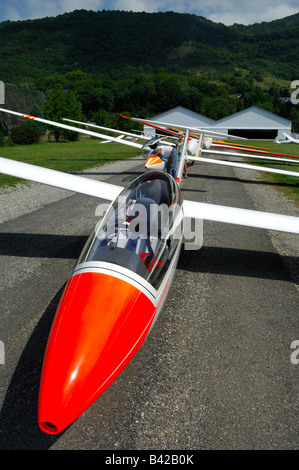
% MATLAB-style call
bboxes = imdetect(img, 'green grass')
[229,140,299,204]
[0,139,140,188]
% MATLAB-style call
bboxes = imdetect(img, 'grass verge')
[0,139,140,188]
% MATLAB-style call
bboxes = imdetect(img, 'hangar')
[148,105,292,140]
[212,106,292,139]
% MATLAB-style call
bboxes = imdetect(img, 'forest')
[0,9,298,136]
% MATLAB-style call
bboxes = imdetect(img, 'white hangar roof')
[150,106,215,129]
[213,106,292,130]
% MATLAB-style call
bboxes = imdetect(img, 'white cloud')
[1,0,106,22]
[112,0,155,12]
[205,0,299,25]
[111,0,299,24]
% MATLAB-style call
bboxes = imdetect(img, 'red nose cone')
[38,271,155,434]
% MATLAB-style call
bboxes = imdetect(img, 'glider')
[118,114,299,180]
[0,107,298,435]
[274,133,299,144]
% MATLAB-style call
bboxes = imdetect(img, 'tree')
[43,85,83,141]
[38,74,67,92]
[93,109,112,127]
[93,88,114,113]
[10,120,42,144]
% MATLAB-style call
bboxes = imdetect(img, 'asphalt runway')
[0,155,298,450]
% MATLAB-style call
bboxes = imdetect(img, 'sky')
[0,0,298,26]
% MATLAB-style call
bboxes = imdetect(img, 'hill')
[0,10,298,131]
[0,9,298,83]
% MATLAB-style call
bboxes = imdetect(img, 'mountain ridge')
[0,9,298,83]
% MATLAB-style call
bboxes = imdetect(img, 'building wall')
[212,106,291,139]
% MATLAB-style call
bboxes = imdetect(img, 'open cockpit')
[77,171,183,289]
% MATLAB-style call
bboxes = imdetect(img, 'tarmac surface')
[0,154,298,450]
